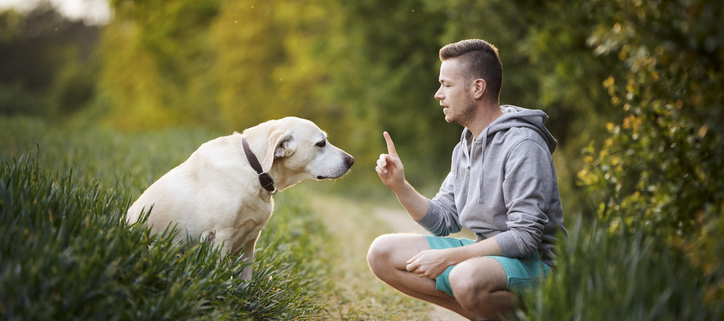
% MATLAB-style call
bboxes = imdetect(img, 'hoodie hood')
[485,105,557,153]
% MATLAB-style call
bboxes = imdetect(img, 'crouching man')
[368,39,567,321]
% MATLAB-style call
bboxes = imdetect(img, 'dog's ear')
[262,130,296,173]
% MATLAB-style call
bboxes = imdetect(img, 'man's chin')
[444,115,459,125]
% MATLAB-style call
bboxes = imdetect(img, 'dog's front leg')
[239,233,260,280]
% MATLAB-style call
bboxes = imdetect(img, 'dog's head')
[250,117,354,188]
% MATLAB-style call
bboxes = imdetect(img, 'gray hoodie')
[417,105,567,267]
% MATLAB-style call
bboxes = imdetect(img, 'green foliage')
[0,153,237,319]
[0,5,100,118]
[0,81,44,116]
[99,0,221,129]
[519,219,723,321]
[579,0,723,235]
[523,0,724,319]
[331,1,461,188]
[576,0,724,288]
[0,116,214,192]
[45,51,97,118]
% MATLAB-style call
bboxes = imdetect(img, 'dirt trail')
[372,204,473,321]
[307,193,470,321]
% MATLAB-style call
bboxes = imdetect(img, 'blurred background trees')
[0,0,630,197]
[0,2,99,117]
[1,0,722,317]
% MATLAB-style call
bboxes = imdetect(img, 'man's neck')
[469,101,503,140]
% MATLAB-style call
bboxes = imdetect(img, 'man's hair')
[439,39,502,103]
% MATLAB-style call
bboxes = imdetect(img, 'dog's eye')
[316,140,326,148]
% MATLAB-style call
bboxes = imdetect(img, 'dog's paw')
[200,230,216,243]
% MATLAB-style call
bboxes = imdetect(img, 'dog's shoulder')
[188,134,244,167]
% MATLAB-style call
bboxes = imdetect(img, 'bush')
[517,1,724,319]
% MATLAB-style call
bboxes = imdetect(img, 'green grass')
[0,117,333,320]
[517,218,723,321]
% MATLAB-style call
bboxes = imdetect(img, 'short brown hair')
[439,39,502,103]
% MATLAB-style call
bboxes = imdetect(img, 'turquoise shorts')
[423,235,550,297]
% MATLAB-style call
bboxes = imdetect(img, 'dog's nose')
[347,155,355,166]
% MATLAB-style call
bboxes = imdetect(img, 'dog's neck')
[267,166,311,192]
[240,139,309,196]
[242,136,277,195]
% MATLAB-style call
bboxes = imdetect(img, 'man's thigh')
[448,257,508,294]
[369,234,431,270]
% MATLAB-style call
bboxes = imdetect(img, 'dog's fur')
[126,117,354,279]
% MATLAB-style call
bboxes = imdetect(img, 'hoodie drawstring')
[478,127,490,203]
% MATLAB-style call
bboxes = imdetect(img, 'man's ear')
[261,130,296,173]
[472,78,487,100]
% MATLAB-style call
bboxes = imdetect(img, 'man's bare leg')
[367,234,481,320]
[449,257,520,320]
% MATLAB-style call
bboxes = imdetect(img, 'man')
[368,39,567,320]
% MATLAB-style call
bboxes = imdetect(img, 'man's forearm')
[463,236,504,257]
[446,237,505,266]
[392,181,430,221]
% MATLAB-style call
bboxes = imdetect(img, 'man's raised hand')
[375,131,406,191]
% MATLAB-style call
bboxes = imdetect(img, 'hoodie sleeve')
[416,171,462,236]
[416,145,463,236]
[495,139,554,257]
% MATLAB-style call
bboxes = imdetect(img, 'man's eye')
[316,140,326,148]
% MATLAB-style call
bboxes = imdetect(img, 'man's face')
[434,58,477,126]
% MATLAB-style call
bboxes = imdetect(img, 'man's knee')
[367,234,396,272]
[367,234,398,273]
[368,234,428,274]
[449,262,478,308]
[449,258,507,310]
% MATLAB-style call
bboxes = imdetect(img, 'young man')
[368,39,567,320]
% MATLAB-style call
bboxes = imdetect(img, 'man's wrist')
[444,246,470,266]
[393,181,430,220]
[391,180,412,196]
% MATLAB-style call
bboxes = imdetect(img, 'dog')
[126,117,354,279]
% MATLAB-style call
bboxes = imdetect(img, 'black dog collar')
[242,136,277,194]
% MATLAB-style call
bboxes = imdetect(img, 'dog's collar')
[242,136,277,195]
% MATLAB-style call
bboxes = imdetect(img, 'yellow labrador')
[126,117,354,279]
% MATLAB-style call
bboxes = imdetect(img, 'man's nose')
[434,88,444,100]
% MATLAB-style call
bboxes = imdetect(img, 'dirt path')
[371,203,473,321]
[307,193,470,321]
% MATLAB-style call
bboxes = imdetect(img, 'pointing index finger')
[383,131,397,155]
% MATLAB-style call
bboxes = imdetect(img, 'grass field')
[0,116,429,320]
